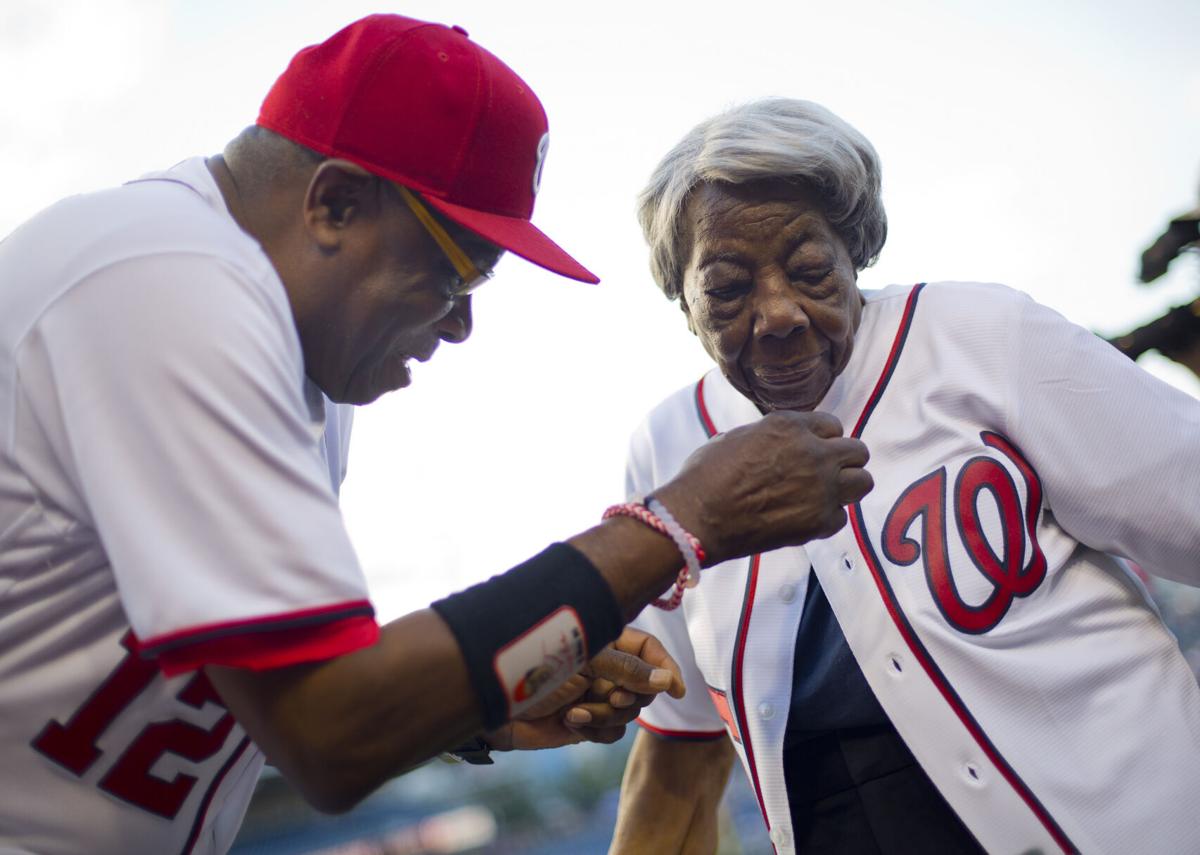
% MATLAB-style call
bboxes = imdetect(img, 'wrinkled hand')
[657,410,873,564]
[485,628,684,751]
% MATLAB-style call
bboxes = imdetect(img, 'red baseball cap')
[257,14,598,284]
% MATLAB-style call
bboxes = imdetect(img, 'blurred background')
[3,0,1197,851]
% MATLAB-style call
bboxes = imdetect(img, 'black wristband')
[431,542,624,730]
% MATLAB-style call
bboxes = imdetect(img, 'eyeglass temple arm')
[395,184,479,280]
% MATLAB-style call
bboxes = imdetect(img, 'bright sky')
[3,0,1198,620]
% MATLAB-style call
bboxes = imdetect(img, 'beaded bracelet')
[647,497,704,590]
[602,497,706,610]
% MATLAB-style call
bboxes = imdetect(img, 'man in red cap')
[0,15,871,853]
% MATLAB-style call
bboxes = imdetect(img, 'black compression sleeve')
[431,542,625,730]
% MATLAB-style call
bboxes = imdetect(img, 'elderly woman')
[609,99,1200,855]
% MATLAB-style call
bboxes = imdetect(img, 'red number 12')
[32,631,236,819]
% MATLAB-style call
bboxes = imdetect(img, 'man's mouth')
[388,355,413,389]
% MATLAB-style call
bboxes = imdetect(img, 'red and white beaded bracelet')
[602,497,706,610]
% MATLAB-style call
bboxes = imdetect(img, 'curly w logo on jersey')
[882,431,1048,635]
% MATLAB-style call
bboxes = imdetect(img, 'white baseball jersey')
[0,158,375,854]
[630,282,1200,854]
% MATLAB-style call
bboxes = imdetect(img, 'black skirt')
[784,723,986,855]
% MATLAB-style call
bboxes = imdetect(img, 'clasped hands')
[484,627,684,751]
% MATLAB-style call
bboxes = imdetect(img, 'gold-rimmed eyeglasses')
[395,184,493,298]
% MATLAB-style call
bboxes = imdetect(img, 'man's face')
[679,180,863,413]
[308,181,502,405]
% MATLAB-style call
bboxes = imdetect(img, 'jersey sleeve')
[16,253,378,674]
[625,425,726,740]
[1004,290,1200,586]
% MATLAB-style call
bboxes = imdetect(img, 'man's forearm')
[208,526,693,813]
[209,609,479,812]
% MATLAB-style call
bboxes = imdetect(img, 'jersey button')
[841,553,855,572]
[778,583,798,603]
[770,826,792,847]
[758,702,776,720]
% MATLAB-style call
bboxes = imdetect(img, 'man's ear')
[304,160,380,253]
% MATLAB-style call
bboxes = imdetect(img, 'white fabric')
[0,158,365,854]
[631,282,1200,854]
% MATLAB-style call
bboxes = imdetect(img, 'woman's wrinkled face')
[679,181,864,413]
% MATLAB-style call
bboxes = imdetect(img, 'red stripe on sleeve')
[153,615,379,676]
[138,612,380,676]
[135,599,375,654]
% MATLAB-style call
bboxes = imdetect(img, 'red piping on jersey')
[694,374,719,438]
[730,554,771,836]
[635,719,726,742]
[695,372,771,843]
[848,510,1073,853]
[848,283,1075,854]
[180,736,252,855]
[850,284,924,438]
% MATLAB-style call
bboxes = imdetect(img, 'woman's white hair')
[637,98,887,300]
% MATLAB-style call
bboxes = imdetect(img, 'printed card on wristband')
[431,543,623,730]
[493,606,588,717]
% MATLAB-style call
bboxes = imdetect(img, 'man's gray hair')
[637,98,887,300]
